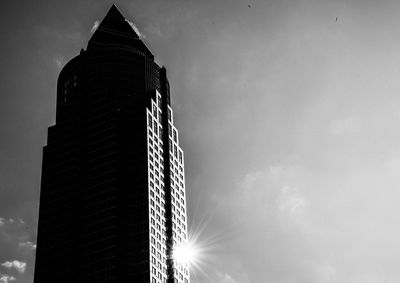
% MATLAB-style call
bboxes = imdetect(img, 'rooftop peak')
[88,4,153,58]
[93,4,139,39]
[105,4,127,22]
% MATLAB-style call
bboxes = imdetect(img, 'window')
[153,106,157,118]
[173,130,177,142]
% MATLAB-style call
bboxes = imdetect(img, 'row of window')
[148,100,169,283]
[148,96,189,283]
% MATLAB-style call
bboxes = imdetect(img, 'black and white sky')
[2,0,400,282]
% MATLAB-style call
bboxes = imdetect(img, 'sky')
[1,0,400,282]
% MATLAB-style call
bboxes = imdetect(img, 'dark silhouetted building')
[34,5,190,283]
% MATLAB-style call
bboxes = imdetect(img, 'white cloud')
[125,20,145,39]
[278,186,307,214]
[315,263,336,282]
[54,57,63,69]
[216,273,240,283]
[0,274,16,283]
[90,20,99,33]
[0,218,23,227]
[330,117,362,135]
[235,165,306,217]
[1,261,26,273]
[19,241,36,250]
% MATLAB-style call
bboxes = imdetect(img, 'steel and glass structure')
[34,5,190,283]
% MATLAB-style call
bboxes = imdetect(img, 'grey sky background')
[1,0,400,282]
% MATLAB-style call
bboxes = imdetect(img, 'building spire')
[106,4,126,20]
[88,4,153,58]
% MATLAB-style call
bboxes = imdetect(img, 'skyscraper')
[34,5,190,283]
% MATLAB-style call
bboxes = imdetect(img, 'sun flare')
[172,242,199,265]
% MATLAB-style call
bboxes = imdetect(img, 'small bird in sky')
[336,17,338,22]
[248,4,251,8]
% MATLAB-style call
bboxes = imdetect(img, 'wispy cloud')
[1,261,26,273]
[278,186,307,214]
[90,20,99,33]
[0,218,22,227]
[19,241,36,250]
[125,20,145,39]
[216,273,240,283]
[0,274,16,283]
[54,57,64,69]
[330,117,362,135]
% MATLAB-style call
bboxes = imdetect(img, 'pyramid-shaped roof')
[88,4,153,58]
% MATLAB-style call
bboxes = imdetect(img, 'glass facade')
[34,5,190,283]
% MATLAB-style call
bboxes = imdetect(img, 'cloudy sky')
[2,0,400,282]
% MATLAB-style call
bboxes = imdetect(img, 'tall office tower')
[34,5,190,283]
